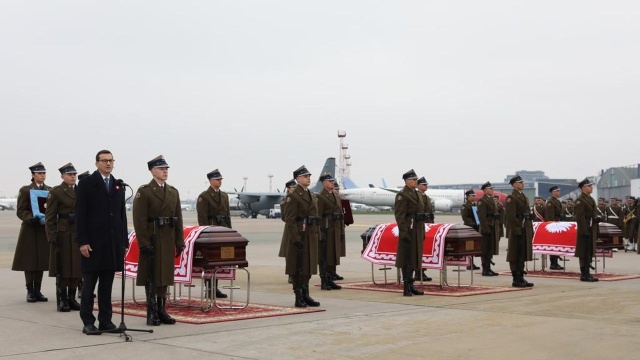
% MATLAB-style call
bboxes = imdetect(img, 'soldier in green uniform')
[597,198,608,223]
[414,177,433,281]
[331,182,347,281]
[12,162,51,303]
[46,163,82,312]
[133,155,185,326]
[563,198,576,221]
[544,186,565,270]
[606,197,623,231]
[196,169,230,298]
[284,166,320,307]
[476,182,500,276]
[493,195,505,239]
[505,175,534,288]
[461,189,480,270]
[622,197,636,251]
[574,178,599,282]
[316,172,343,291]
[279,179,297,284]
[394,169,425,297]
[533,197,546,222]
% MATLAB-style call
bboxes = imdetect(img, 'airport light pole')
[243,177,248,192]
[268,174,273,192]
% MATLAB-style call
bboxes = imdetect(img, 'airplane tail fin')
[343,176,358,189]
[310,157,336,193]
[381,178,388,188]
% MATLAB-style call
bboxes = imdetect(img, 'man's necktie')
[104,177,109,190]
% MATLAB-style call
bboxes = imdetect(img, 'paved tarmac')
[0,211,639,360]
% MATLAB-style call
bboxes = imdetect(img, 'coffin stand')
[440,225,482,288]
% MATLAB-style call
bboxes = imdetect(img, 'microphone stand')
[102,181,153,341]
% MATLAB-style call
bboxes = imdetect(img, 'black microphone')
[116,179,129,187]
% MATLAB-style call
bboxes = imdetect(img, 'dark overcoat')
[133,180,185,287]
[477,194,500,255]
[505,190,533,262]
[394,186,424,270]
[316,189,345,266]
[12,182,51,271]
[75,171,127,272]
[574,192,597,258]
[284,185,319,276]
[196,187,231,228]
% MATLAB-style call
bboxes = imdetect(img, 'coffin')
[443,224,483,257]
[597,222,624,249]
[192,226,249,269]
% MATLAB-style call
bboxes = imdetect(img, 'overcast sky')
[1,1,639,198]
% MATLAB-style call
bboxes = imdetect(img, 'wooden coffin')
[444,224,483,257]
[597,222,624,249]
[192,226,249,269]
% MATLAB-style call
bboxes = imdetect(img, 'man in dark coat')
[284,165,320,308]
[505,175,534,288]
[76,150,128,335]
[476,182,500,276]
[278,179,297,284]
[394,169,425,297]
[316,172,343,291]
[46,163,82,312]
[544,186,565,270]
[460,189,480,270]
[133,155,185,326]
[12,162,51,303]
[574,178,599,282]
[196,168,231,298]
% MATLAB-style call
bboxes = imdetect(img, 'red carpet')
[323,281,531,296]
[497,271,640,281]
[103,299,324,324]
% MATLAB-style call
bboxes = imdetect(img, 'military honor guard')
[597,198,608,222]
[196,168,230,298]
[622,197,637,251]
[461,189,480,270]
[476,182,499,276]
[133,155,185,326]
[331,181,347,280]
[12,162,51,303]
[544,186,565,270]
[606,197,623,231]
[562,198,576,221]
[394,169,425,296]
[505,175,534,288]
[284,166,320,307]
[278,179,297,284]
[533,197,546,222]
[315,172,343,291]
[45,163,82,312]
[493,195,505,238]
[415,176,433,281]
[76,150,128,334]
[574,178,599,282]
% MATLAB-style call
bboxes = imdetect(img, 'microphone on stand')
[115,179,129,188]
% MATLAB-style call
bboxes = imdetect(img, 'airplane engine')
[432,198,453,212]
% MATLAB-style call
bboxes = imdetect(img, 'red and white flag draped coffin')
[532,221,623,256]
[361,223,479,269]
[123,225,248,284]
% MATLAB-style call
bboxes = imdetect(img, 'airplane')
[0,198,17,211]
[340,178,465,212]
[227,158,335,218]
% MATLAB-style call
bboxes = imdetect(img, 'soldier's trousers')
[24,270,43,283]
[481,233,494,266]
[509,235,527,272]
[578,235,593,268]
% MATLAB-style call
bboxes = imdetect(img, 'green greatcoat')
[284,185,319,277]
[12,182,51,271]
[461,200,477,229]
[545,197,562,222]
[574,192,597,258]
[316,189,344,267]
[196,187,231,228]
[133,180,185,287]
[505,190,533,262]
[606,204,623,230]
[45,182,81,279]
[422,193,434,224]
[496,201,505,238]
[278,197,288,257]
[477,194,500,256]
[394,186,424,270]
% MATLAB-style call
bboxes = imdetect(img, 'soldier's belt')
[414,212,429,221]
[148,217,178,227]
[296,216,319,225]
[57,213,76,223]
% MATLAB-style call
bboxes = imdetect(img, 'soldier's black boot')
[145,286,161,326]
[294,288,307,308]
[157,297,176,324]
[519,273,534,287]
[302,286,320,307]
[67,287,81,311]
[26,283,36,303]
[320,274,332,291]
[481,264,491,276]
[33,282,48,302]
[327,277,342,290]
[580,267,598,282]
[58,286,70,312]
[409,279,424,296]
[331,272,344,281]
[511,272,526,288]
[403,280,412,296]
[488,265,499,276]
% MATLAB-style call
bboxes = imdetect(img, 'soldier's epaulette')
[167,185,178,191]
[138,184,149,189]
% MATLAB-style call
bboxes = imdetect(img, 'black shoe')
[482,268,492,277]
[403,282,413,297]
[33,282,48,302]
[302,287,320,307]
[157,297,176,325]
[332,273,344,281]
[98,322,117,331]
[549,263,564,270]
[520,277,534,287]
[26,284,36,303]
[58,298,70,312]
[409,284,424,296]
[512,280,527,288]
[489,269,499,276]
[320,276,332,290]
[328,280,342,290]
[215,288,228,299]
[82,324,102,335]
[294,290,307,308]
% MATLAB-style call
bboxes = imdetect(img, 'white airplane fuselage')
[339,188,464,212]
[0,198,18,211]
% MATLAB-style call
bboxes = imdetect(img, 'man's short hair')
[95,150,112,161]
